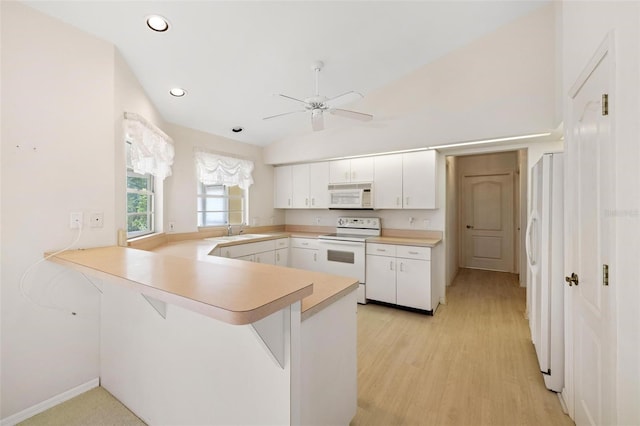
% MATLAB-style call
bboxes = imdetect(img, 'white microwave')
[328,183,374,209]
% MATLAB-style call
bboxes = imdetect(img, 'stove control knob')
[337,218,345,226]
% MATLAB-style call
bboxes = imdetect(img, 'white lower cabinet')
[254,250,276,265]
[365,246,397,304]
[366,243,433,312]
[290,238,321,272]
[214,238,288,266]
[275,248,288,266]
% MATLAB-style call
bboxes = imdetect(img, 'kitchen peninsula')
[49,242,358,425]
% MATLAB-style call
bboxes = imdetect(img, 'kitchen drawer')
[290,237,318,249]
[223,240,276,258]
[396,245,430,261]
[366,243,396,257]
[275,237,289,249]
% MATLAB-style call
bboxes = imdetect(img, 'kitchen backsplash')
[284,208,444,231]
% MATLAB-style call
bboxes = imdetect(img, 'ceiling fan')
[264,61,373,131]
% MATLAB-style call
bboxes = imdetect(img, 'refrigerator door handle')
[525,211,539,270]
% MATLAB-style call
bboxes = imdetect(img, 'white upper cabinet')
[329,157,374,183]
[373,150,438,209]
[291,164,310,208]
[274,162,329,209]
[373,154,403,209]
[308,162,329,208]
[402,150,437,209]
[276,150,437,210]
[274,165,292,208]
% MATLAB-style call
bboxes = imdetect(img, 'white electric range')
[317,217,381,304]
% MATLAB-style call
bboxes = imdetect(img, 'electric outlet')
[90,212,104,228]
[70,212,83,229]
[408,217,415,226]
[423,219,430,229]
[168,222,176,232]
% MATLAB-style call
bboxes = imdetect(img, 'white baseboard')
[558,389,569,415]
[1,377,99,426]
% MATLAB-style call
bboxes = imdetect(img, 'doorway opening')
[445,150,527,285]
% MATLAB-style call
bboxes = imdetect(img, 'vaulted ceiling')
[24,1,549,146]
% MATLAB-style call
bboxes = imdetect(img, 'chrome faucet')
[239,223,245,235]
[227,223,232,236]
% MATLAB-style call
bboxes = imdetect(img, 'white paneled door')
[566,34,616,426]
[461,173,514,272]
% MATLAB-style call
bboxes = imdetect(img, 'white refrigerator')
[525,152,564,392]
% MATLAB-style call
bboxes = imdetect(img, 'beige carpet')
[18,387,145,426]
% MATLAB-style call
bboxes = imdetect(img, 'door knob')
[565,272,579,286]
[466,225,474,229]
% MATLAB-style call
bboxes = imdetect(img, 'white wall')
[1,2,110,418]
[163,123,281,233]
[562,2,640,424]
[263,4,557,165]
[1,2,175,419]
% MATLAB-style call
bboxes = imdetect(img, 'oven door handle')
[317,239,364,247]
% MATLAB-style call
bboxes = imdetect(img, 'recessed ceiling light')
[232,127,243,133]
[169,88,186,97]
[146,15,169,32]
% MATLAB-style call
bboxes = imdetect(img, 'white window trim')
[197,182,246,228]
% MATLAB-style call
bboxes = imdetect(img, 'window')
[197,183,245,227]
[126,142,155,237]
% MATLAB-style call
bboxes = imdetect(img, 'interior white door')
[566,35,616,425]
[461,173,515,272]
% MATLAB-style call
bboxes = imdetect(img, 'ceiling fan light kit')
[264,60,373,131]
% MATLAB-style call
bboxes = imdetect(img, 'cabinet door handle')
[288,199,291,206]
[305,198,309,206]
[376,248,386,252]
[408,251,419,255]
[276,252,280,261]
[313,253,317,262]
[311,198,315,206]
[301,242,309,246]
[390,261,394,271]
[396,197,401,206]
[406,197,410,206]
[400,262,404,272]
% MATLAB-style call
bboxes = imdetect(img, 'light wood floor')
[351,268,573,426]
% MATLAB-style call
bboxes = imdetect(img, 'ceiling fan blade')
[311,109,324,131]
[325,91,364,107]
[329,108,373,121]
[263,110,306,120]
[276,94,308,105]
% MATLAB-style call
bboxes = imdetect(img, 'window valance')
[124,112,175,180]
[194,149,254,190]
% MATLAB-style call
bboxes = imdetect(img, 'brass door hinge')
[602,94,609,116]
[603,264,609,286]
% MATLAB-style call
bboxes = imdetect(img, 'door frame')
[564,31,617,422]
